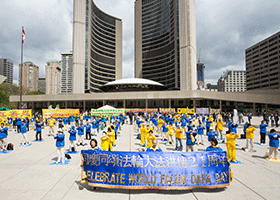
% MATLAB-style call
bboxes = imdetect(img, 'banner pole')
[20,26,24,109]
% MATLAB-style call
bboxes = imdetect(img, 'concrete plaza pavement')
[0,117,280,200]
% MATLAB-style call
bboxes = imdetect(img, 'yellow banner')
[42,109,80,118]
[125,109,158,112]
[177,108,195,114]
[159,108,176,113]
[0,109,32,121]
[210,108,221,114]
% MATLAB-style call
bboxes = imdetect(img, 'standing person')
[270,115,275,127]
[186,129,197,152]
[85,122,91,140]
[207,127,217,144]
[100,131,109,151]
[197,122,205,145]
[146,139,162,152]
[91,120,98,136]
[20,121,30,146]
[48,117,56,136]
[146,130,156,149]
[16,117,22,133]
[76,123,85,146]
[206,138,223,152]
[248,113,252,124]
[275,114,279,127]
[226,130,240,163]
[106,127,114,151]
[216,119,224,142]
[53,128,65,164]
[259,121,268,144]
[8,117,13,133]
[175,125,184,151]
[167,122,175,145]
[161,122,168,142]
[0,123,8,151]
[68,126,77,152]
[245,124,256,152]
[25,117,30,131]
[268,129,280,161]
[34,120,43,141]
[158,117,164,138]
[206,118,212,133]
[140,123,146,147]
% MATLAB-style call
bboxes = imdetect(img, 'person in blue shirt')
[162,122,168,142]
[91,120,98,136]
[206,138,223,152]
[206,119,212,133]
[187,121,195,131]
[69,126,77,152]
[207,127,217,144]
[54,128,65,164]
[197,122,206,145]
[34,120,44,141]
[186,129,197,152]
[8,117,13,133]
[242,122,249,139]
[230,123,239,134]
[76,123,85,146]
[0,123,9,151]
[85,122,91,140]
[146,139,162,152]
[20,121,29,145]
[16,117,22,133]
[268,129,280,160]
[260,120,269,144]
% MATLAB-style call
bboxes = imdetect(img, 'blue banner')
[81,150,230,190]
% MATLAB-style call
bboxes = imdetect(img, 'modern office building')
[61,52,73,94]
[246,31,280,91]
[45,61,61,95]
[218,70,246,92]
[38,77,46,94]
[20,61,39,91]
[72,0,122,93]
[197,62,205,89]
[135,0,197,91]
[0,58,13,84]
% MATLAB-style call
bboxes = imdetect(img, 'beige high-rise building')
[45,61,61,95]
[72,0,123,93]
[19,61,39,91]
[135,0,197,91]
[0,58,13,84]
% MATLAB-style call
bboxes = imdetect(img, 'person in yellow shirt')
[106,127,114,151]
[100,131,110,150]
[146,130,157,149]
[140,123,147,147]
[167,122,175,145]
[175,126,184,151]
[217,119,224,142]
[226,130,240,162]
[245,124,256,152]
[48,117,56,136]
[209,115,214,128]
[158,117,164,137]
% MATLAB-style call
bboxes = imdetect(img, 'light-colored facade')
[20,61,39,91]
[45,61,61,95]
[0,58,13,84]
[61,52,73,94]
[135,0,197,91]
[218,70,246,92]
[72,0,122,93]
[38,77,46,94]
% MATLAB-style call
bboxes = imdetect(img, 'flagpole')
[20,26,23,109]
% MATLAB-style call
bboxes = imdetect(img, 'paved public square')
[0,117,280,200]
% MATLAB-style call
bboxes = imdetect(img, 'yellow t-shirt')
[158,119,164,127]
[167,125,175,135]
[226,133,240,149]
[246,127,256,139]
[146,135,157,148]
[48,119,55,127]
[175,127,184,139]
[101,136,109,150]
[145,127,153,134]
[217,121,224,130]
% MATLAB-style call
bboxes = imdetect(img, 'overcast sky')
[1,0,280,85]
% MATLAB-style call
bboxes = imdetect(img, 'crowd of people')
[0,110,279,164]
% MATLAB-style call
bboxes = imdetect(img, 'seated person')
[146,139,162,152]
[206,138,223,152]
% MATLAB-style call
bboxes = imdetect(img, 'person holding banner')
[76,123,85,146]
[206,138,223,152]
[53,128,65,164]
[146,139,162,152]
[175,125,184,151]
[69,126,77,152]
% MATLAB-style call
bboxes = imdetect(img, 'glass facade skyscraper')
[135,0,197,91]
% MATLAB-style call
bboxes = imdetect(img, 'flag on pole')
[22,27,26,44]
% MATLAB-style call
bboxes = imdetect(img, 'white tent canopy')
[97,105,116,110]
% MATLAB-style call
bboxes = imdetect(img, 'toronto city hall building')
[72,0,122,93]
[135,0,197,90]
